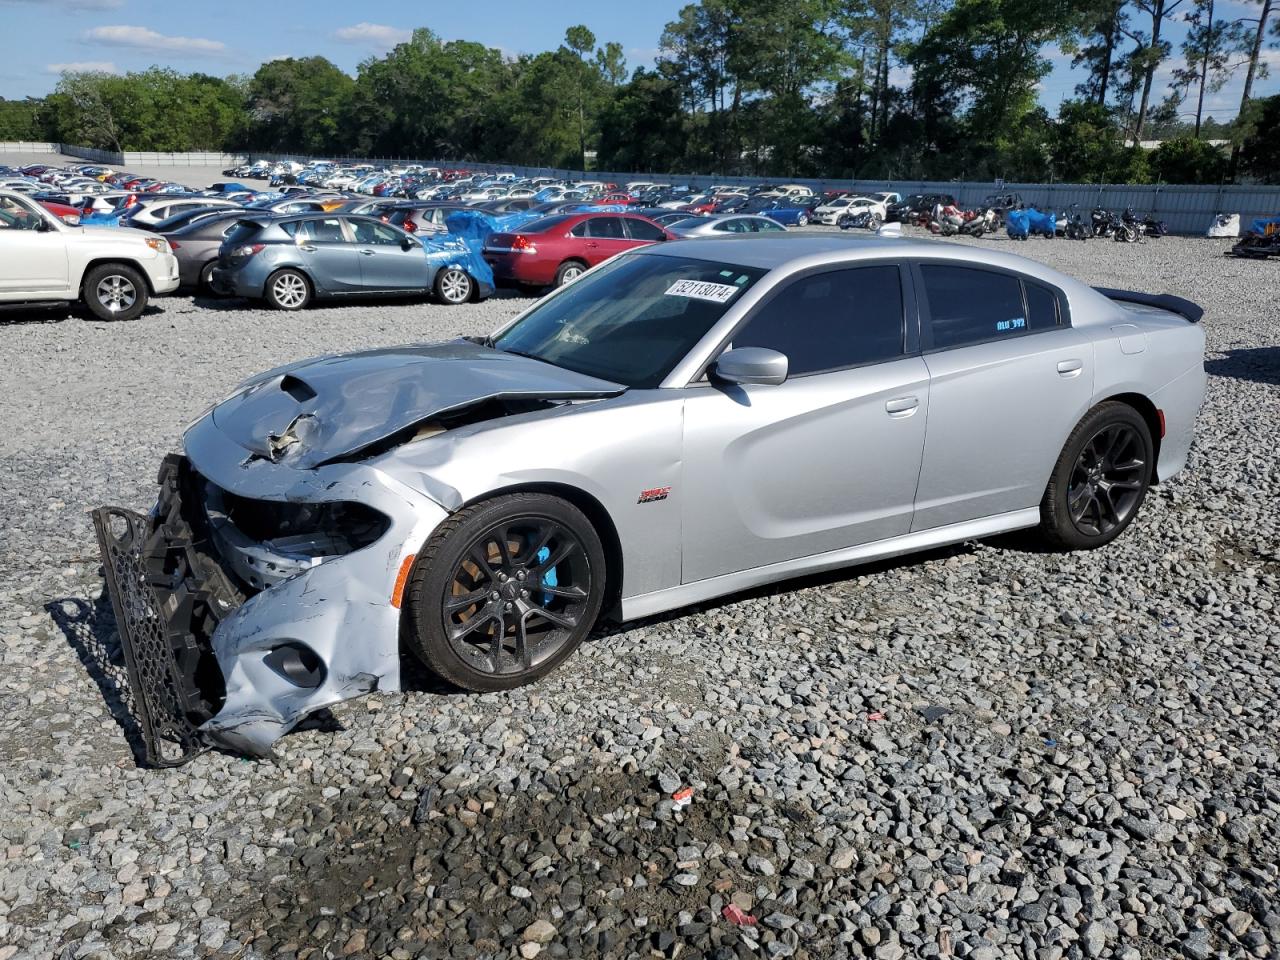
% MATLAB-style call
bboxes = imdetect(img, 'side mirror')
[401,236,419,250]
[710,347,789,386]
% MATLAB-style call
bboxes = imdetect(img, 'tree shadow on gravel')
[44,591,150,765]
[1205,347,1280,386]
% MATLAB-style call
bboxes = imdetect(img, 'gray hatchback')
[209,213,493,309]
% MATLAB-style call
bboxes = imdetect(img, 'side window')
[920,265,1027,349]
[295,218,349,243]
[352,220,403,245]
[730,266,906,376]
[570,220,589,238]
[756,219,784,232]
[585,217,627,239]
[1025,281,1062,330]
[624,218,664,241]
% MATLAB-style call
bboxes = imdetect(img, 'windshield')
[492,253,768,388]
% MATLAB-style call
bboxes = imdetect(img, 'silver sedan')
[95,234,1206,763]
[665,214,789,238]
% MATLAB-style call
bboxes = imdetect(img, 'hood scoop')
[209,340,624,469]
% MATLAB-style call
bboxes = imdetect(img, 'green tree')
[0,98,40,140]
[1148,134,1228,181]
[596,68,688,171]
[239,56,353,155]
[1171,0,1241,136]
[1238,93,1280,182]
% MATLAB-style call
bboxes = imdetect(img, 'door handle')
[298,244,317,252]
[359,249,375,256]
[585,241,599,248]
[885,397,919,417]
[1057,359,1084,377]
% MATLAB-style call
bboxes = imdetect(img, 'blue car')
[739,197,817,227]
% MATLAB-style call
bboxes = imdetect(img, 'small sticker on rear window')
[665,279,741,303]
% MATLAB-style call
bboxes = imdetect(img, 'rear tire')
[83,263,147,321]
[402,493,607,692]
[264,269,311,310]
[1037,402,1153,551]
[555,260,587,288]
[434,267,474,305]
[198,260,217,293]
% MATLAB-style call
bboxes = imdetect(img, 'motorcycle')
[1114,208,1143,243]
[837,209,883,231]
[1064,204,1093,241]
[1090,207,1115,239]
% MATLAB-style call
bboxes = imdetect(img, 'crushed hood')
[206,341,624,469]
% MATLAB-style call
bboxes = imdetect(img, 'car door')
[0,196,68,293]
[291,217,363,293]
[681,263,930,583]
[575,216,632,266]
[910,262,1094,531]
[349,218,427,290]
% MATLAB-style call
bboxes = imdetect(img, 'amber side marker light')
[391,555,416,609]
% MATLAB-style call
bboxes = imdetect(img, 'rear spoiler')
[1093,287,1204,324]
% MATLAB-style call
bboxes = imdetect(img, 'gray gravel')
[1,222,1278,960]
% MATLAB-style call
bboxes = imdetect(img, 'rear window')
[520,215,574,234]
[225,221,265,244]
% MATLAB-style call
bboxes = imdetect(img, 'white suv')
[0,190,180,321]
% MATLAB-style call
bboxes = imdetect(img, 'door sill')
[619,507,1040,621]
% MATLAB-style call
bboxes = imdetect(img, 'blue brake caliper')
[536,546,556,604]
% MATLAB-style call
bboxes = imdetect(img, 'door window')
[919,265,1064,349]
[294,218,349,243]
[730,265,906,376]
[583,217,628,239]
[623,218,665,241]
[919,265,1027,349]
[351,219,404,245]
[0,196,42,230]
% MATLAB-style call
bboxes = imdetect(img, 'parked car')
[737,197,814,226]
[664,214,788,238]
[815,195,891,228]
[209,213,492,309]
[483,212,672,290]
[92,233,1207,764]
[164,212,249,291]
[0,189,179,321]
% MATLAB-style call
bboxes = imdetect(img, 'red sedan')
[37,199,82,225]
[483,212,673,290]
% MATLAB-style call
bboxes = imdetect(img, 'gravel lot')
[1,156,1278,960]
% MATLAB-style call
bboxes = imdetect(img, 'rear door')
[349,218,428,291]
[575,216,632,266]
[911,262,1094,530]
[291,217,363,292]
[681,263,930,582]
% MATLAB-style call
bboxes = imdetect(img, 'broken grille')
[93,507,209,767]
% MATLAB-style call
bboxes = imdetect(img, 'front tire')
[265,269,311,310]
[83,263,147,321]
[402,493,607,692]
[1038,402,1153,550]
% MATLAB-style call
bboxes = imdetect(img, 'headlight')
[145,236,167,253]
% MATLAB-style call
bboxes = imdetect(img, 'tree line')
[1,0,1276,184]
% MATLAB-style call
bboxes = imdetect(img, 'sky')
[1,0,1276,123]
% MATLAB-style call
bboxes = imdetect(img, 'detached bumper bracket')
[93,506,210,767]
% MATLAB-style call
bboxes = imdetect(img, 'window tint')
[920,265,1027,349]
[1025,281,1061,330]
[731,266,906,376]
[295,218,348,243]
[584,216,627,239]
[624,218,665,241]
[755,218,784,232]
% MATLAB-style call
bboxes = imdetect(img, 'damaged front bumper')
[94,431,448,766]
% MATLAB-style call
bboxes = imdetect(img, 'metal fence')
[10,143,1279,235]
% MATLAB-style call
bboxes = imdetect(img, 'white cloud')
[46,60,118,74]
[84,24,227,56]
[333,22,411,48]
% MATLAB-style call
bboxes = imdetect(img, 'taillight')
[511,234,536,253]
[230,243,265,259]
[404,220,416,233]
[168,240,181,250]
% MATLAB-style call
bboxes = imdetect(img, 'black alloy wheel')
[1066,423,1147,537]
[402,493,606,691]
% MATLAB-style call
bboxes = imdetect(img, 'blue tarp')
[1249,215,1280,236]
[1006,207,1056,239]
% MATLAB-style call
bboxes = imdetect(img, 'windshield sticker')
[666,279,741,303]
